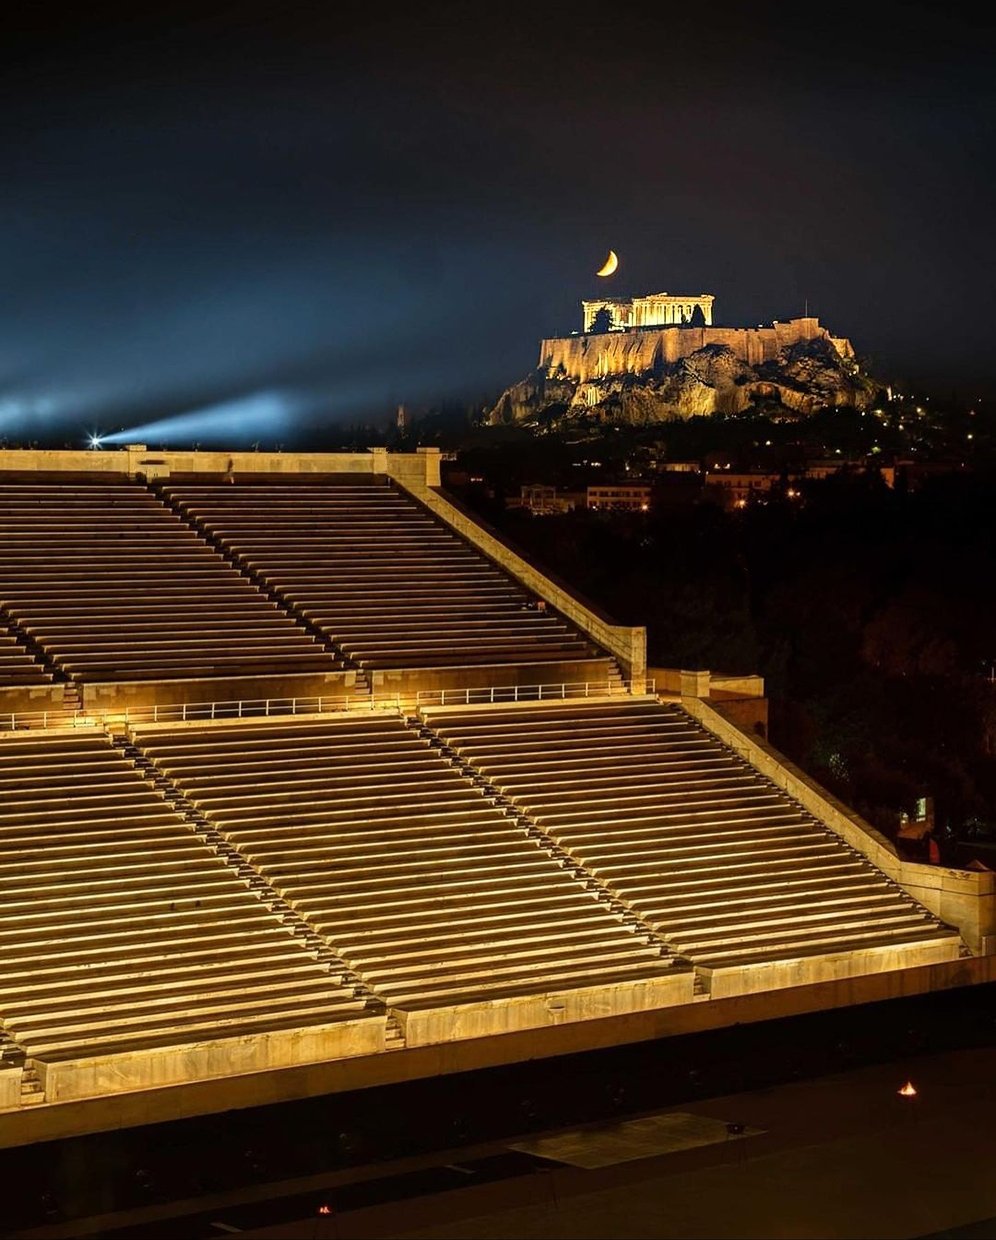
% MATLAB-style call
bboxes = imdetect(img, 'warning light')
[898,1081,917,1098]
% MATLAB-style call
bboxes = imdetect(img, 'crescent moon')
[596,250,618,277]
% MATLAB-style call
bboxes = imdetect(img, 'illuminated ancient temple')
[582,291,715,332]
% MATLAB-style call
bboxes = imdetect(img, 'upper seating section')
[0,729,374,1065]
[0,619,50,686]
[131,713,683,1018]
[165,478,602,673]
[0,479,340,683]
[426,699,961,974]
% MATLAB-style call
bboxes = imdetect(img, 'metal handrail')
[415,678,655,710]
[0,692,402,733]
[0,678,657,733]
[0,709,92,734]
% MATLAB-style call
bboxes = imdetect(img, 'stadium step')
[112,734,382,1013]
[129,712,691,1022]
[162,479,624,682]
[19,1062,46,1106]
[0,729,384,1068]
[0,609,59,687]
[407,717,678,957]
[426,698,963,978]
[0,480,349,685]
[150,481,368,692]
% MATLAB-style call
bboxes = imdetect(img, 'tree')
[590,308,613,334]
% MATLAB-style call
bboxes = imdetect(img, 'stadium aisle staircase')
[423,697,962,983]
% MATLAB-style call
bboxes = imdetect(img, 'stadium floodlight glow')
[98,390,296,447]
[88,433,103,450]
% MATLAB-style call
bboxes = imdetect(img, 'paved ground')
[272,1045,996,1240]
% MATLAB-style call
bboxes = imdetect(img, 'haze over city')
[2,2,994,445]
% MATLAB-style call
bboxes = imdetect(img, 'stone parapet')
[79,669,359,715]
[650,667,765,700]
[701,937,961,1001]
[0,684,68,721]
[395,971,694,1046]
[650,666,768,734]
[0,446,443,484]
[367,657,620,707]
[4,954,995,1141]
[34,1017,386,1104]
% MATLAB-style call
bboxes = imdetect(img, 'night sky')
[2,2,993,445]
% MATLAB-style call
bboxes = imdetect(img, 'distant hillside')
[491,327,880,426]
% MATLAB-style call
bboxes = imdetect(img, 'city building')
[704,460,896,509]
[514,483,584,514]
[586,483,652,511]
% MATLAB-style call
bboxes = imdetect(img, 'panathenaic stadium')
[0,445,992,1146]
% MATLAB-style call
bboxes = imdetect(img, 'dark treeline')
[460,467,996,853]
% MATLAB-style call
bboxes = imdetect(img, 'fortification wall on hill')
[540,317,855,384]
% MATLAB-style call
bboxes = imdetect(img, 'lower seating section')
[0,729,375,1071]
[165,477,609,675]
[425,698,962,978]
[0,479,341,683]
[131,714,687,1035]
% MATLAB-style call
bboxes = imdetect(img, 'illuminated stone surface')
[0,451,983,1127]
[130,713,692,1045]
[424,698,962,993]
[582,292,716,331]
[0,727,383,1101]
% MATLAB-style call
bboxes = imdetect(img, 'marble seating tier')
[164,477,618,683]
[131,712,691,1042]
[0,480,342,685]
[0,625,51,688]
[0,728,382,1100]
[423,697,962,995]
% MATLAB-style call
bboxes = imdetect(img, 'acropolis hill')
[491,292,878,423]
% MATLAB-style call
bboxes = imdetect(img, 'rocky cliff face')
[491,336,879,426]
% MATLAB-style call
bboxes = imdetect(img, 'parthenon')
[582,291,716,332]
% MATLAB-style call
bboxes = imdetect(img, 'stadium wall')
[36,1018,386,1105]
[0,684,67,719]
[4,952,995,1148]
